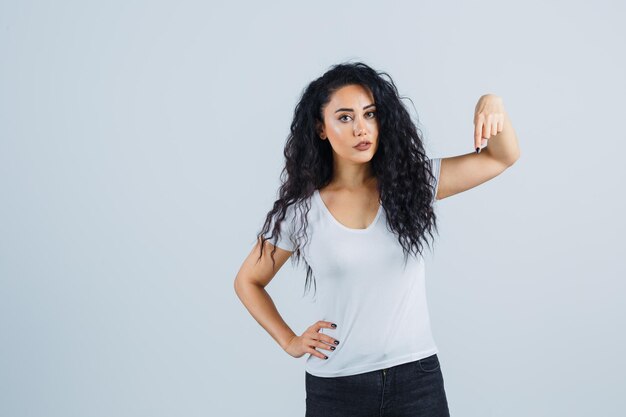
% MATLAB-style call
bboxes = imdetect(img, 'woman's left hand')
[473,94,507,153]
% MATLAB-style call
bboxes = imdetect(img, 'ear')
[316,121,326,139]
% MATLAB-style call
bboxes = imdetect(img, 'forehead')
[327,84,375,106]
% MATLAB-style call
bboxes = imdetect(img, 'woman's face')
[317,84,379,163]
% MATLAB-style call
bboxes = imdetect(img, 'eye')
[339,111,376,122]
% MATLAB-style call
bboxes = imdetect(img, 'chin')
[354,152,375,163]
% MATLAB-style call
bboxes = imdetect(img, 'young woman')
[234,61,520,416]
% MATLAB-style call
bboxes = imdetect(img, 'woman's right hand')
[283,321,340,360]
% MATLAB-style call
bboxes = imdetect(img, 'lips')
[353,141,372,148]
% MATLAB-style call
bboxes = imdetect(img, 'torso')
[317,181,381,230]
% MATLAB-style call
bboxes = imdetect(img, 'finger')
[483,117,491,139]
[317,320,337,330]
[497,115,504,133]
[321,334,340,345]
[491,118,498,135]
[315,340,336,351]
[477,124,488,154]
[309,348,329,360]
[474,117,483,151]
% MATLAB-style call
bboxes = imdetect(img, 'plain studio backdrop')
[1,1,624,416]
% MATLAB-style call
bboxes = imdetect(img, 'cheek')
[329,123,347,135]
[328,126,354,145]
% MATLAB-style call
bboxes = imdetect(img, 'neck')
[329,160,376,191]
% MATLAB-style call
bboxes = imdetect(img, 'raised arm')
[436,94,521,200]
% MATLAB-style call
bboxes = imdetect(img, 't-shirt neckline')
[314,189,383,233]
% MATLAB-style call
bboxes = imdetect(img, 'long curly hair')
[256,61,439,299]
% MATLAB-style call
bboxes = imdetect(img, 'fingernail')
[330,346,335,350]
[476,147,481,154]
[324,355,328,359]
[334,340,339,345]
[331,323,337,328]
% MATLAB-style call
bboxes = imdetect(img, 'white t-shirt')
[265,158,442,377]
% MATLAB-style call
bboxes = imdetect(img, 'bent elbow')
[507,151,521,167]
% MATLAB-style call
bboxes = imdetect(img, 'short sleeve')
[429,157,442,203]
[262,204,298,252]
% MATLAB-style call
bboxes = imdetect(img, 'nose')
[354,118,366,136]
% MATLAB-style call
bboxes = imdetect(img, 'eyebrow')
[334,103,376,113]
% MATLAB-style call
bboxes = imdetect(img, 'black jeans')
[305,354,450,417]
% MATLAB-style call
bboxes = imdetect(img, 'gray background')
[1,1,624,416]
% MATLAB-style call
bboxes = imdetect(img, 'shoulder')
[266,196,314,242]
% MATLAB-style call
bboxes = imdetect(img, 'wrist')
[281,333,296,350]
